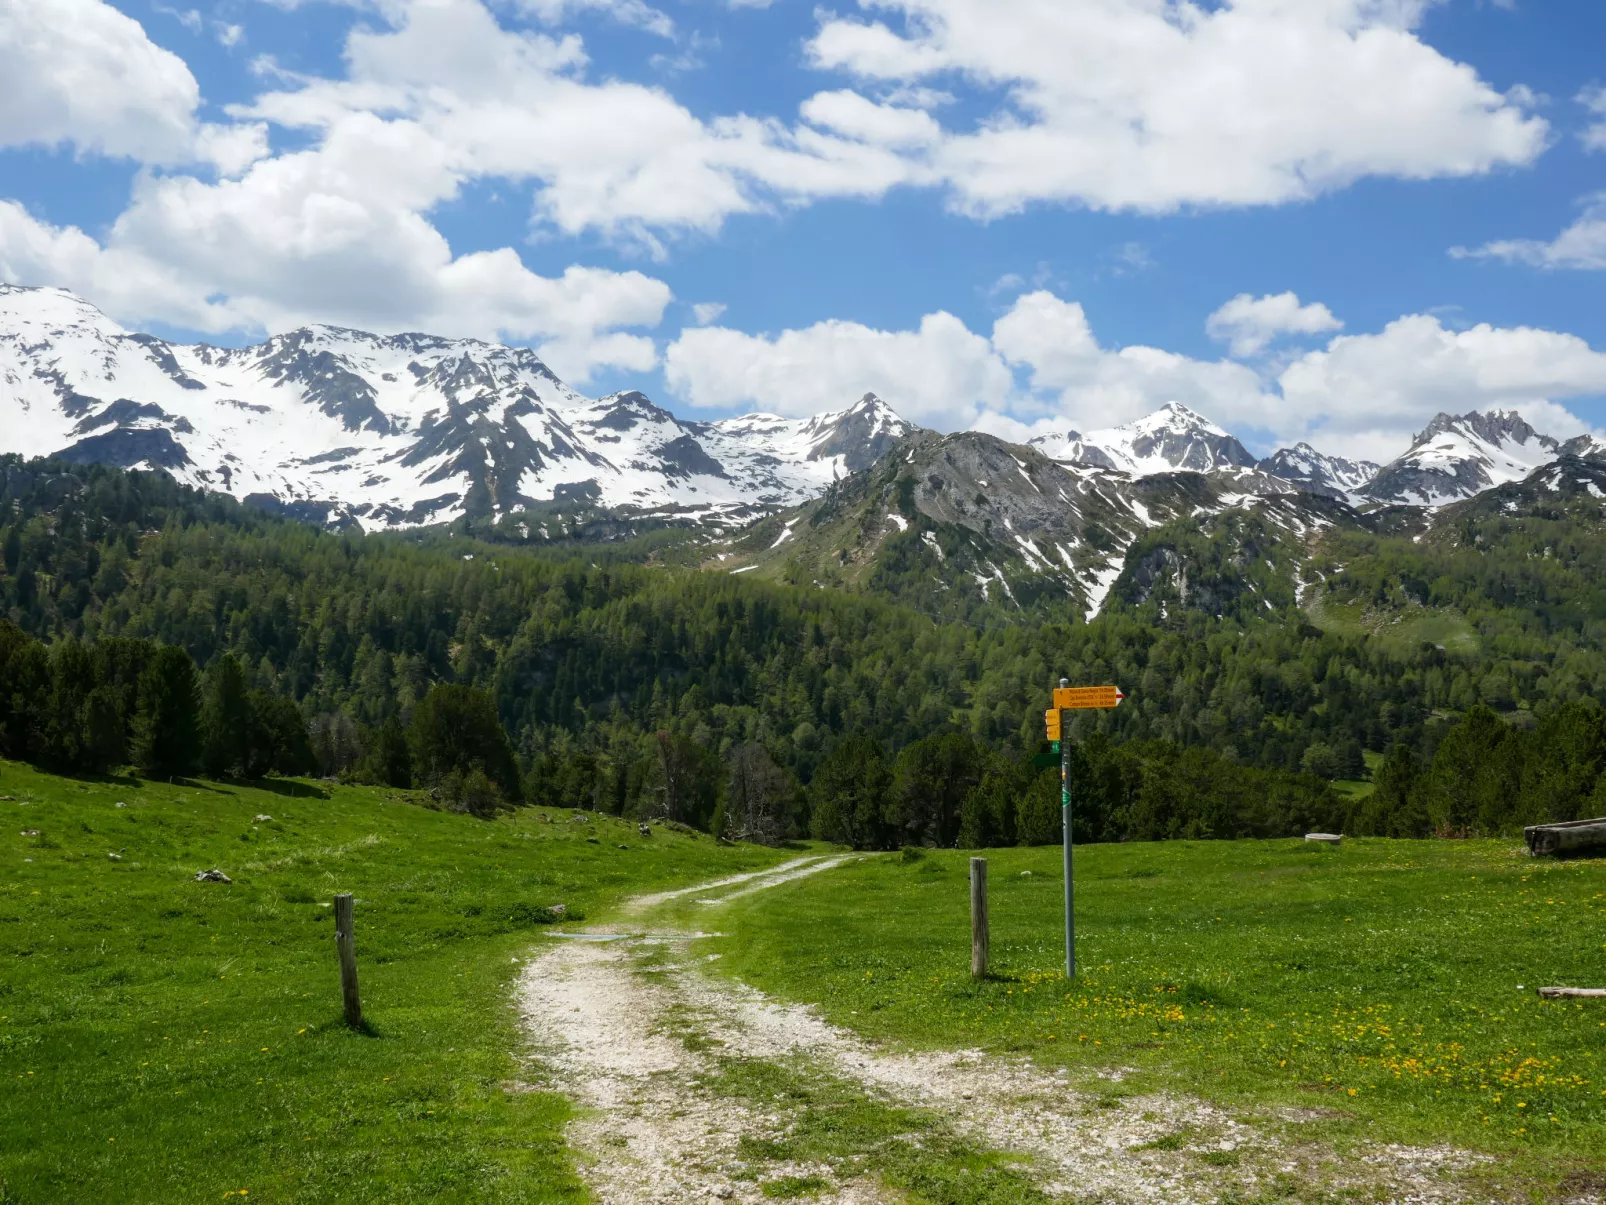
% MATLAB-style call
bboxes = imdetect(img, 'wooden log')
[970,857,988,981]
[1538,987,1606,999]
[334,893,362,1028]
[1524,818,1606,857]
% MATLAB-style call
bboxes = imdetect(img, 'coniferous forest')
[4,454,1606,849]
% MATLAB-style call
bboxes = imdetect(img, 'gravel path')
[516,858,1496,1204]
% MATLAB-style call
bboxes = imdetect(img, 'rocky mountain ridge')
[2,286,1602,551]
[0,285,910,531]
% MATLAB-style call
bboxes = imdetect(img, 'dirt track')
[516,856,1496,1204]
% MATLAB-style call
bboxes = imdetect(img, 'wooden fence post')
[970,857,989,980]
[334,893,362,1028]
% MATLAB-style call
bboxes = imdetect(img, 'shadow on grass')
[230,777,330,800]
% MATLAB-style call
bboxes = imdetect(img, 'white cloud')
[0,0,705,379]
[0,0,202,163]
[1206,292,1344,357]
[667,292,1606,461]
[991,291,1279,432]
[1453,193,1606,271]
[0,153,673,383]
[806,0,1548,215]
[1581,84,1606,152]
[1277,314,1606,458]
[690,301,727,325]
[665,311,1014,427]
[228,0,918,250]
[510,0,675,39]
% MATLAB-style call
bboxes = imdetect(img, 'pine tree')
[201,654,251,778]
[134,646,201,779]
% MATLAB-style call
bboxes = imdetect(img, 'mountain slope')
[0,286,909,531]
[714,427,1361,622]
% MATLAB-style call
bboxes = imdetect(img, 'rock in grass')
[194,868,232,883]
[638,823,652,837]
[253,814,273,823]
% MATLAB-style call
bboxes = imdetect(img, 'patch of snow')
[1083,562,1124,623]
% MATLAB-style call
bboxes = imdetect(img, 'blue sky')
[1,0,1604,458]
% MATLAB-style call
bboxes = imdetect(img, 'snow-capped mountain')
[1361,410,1603,506]
[1028,402,1260,477]
[1256,444,1380,497]
[0,286,911,529]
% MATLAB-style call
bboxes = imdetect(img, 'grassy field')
[0,760,787,1203]
[1303,592,1480,657]
[707,838,1606,1184]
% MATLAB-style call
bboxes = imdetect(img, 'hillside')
[0,758,785,1201]
[8,452,1606,812]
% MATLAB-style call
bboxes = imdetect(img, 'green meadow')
[708,838,1606,1182]
[0,760,785,1203]
[6,755,1606,1201]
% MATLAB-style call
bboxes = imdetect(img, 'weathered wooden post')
[970,857,989,980]
[334,893,362,1028]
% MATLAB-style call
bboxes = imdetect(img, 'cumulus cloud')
[991,291,1279,432]
[806,0,1548,215]
[0,0,202,163]
[1206,292,1344,357]
[0,151,673,382]
[665,311,1013,428]
[1453,193,1606,271]
[1276,314,1606,457]
[229,0,919,250]
[666,292,1606,461]
[0,0,697,379]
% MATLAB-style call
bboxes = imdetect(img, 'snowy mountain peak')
[0,284,125,336]
[1128,401,1228,438]
[1363,409,1566,506]
[1258,443,1380,497]
[0,287,911,531]
[799,393,913,471]
[1029,403,1257,477]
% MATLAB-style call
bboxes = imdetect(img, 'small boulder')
[108,852,123,861]
[194,869,233,883]
[21,828,39,837]
[638,823,652,837]
[114,801,128,808]
[549,904,567,917]
[253,814,273,823]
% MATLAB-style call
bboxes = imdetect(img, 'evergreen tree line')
[5,455,1606,844]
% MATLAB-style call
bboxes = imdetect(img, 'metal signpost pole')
[1059,678,1074,981]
